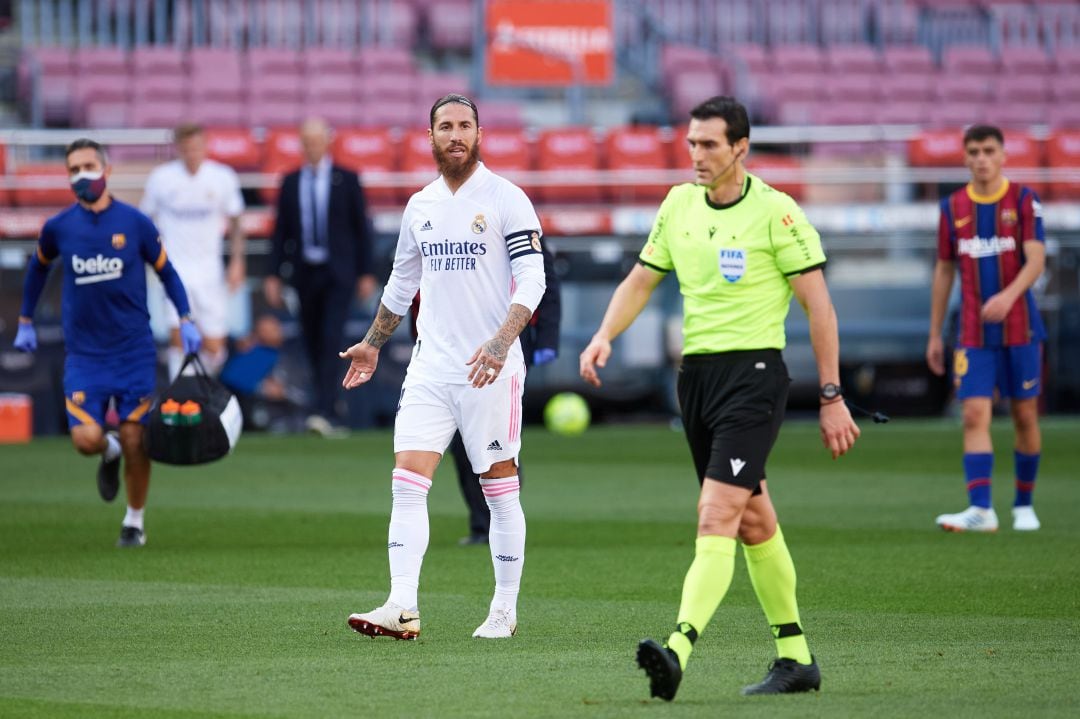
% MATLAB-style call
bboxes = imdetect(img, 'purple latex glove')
[533,347,557,366]
[180,319,203,355]
[14,322,37,352]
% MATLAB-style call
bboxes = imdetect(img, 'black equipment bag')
[145,353,242,465]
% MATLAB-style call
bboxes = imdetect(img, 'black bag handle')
[165,352,215,397]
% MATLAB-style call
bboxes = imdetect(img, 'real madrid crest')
[530,231,542,252]
[472,214,487,234]
[111,233,126,249]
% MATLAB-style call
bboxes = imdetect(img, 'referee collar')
[704,175,751,211]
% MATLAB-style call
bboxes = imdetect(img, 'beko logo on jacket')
[72,254,124,285]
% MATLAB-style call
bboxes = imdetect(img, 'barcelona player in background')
[14,139,202,547]
[927,125,1046,533]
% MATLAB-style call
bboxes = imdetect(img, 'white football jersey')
[382,163,546,385]
[140,158,245,282]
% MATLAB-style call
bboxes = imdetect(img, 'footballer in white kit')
[141,123,246,376]
[339,94,545,641]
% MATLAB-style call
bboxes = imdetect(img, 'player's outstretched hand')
[180,319,202,355]
[14,321,37,352]
[579,335,611,388]
[926,335,946,376]
[339,341,379,389]
[820,400,860,460]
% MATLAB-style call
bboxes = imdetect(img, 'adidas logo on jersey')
[487,440,503,451]
[420,220,433,231]
[71,254,124,285]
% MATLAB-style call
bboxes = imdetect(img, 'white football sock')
[386,469,432,611]
[481,476,525,615]
[123,506,144,531]
[103,433,121,462]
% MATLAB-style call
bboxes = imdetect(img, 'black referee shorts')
[677,349,790,494]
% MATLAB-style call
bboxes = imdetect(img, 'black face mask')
[70,170,107,203]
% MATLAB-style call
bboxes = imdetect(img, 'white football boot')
[348,602,420,640]
[473,608,517,639]
[1012,506,1041,531]
[935,506,999,533]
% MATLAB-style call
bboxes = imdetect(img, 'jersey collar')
[966,178,1009,204]
[440,161,489,197]
[704,174,752,210]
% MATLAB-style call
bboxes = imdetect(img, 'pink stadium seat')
[38,76,74,125]
[302,72,355,103]
[131,100,187,128]
[190,101,246,128]
[535,127,603,203]
[770,44,825,73]
[428,1,473,52]
[670,69,725,120]
[941,45,997,74]
[75,47,129,77]
[384,1,421,46]
[998,45,1052,74]
[204,128,261,170]
[247,100,302,129]
[332,128,400,205]
[813,102,876,125]
[881,45,935,75]
[477,101,524,130]
[995,73,1049,104]
[879,73,935,102]
[132,46,186,76]
[416,72,472,104]
[820,0,873,45]
[758,72,822,105]
[190,67,244,103]
[824,44,882,74]
[249,73,303,102]
[928,103,987,128]
[132,74,187,103]
[246,48,300,77]
[824,74,883,102]
[934,74,992,103]
[775,101,817,126]
[302,48,354,76]
[1050,75,1080,103]
[355,46,415,75]
[358,72,416,104]
[1044,102,1080,129]
[603,126,671,203]
[876,101,932,125]
[1054,46,1080,75]
[189,48,242,78]
[83,100,130,128]
[355,100,418,130]
[307,100,355,128]
[987,103,1047,127]
[74,74,130,105]
[24,46,72,75]
[728,43,769,74]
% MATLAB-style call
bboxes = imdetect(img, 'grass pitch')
[1,419,1079,718]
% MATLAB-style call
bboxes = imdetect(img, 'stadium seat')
[775,100,818,126]
[1046,102,1080,128]
[332,128,400,205]
[428,1,474,52]
[132,46,186,76]
[477,128,532,176]
[83,100,130,129]
[0,143,8,207]
[603,126,672,203]
[824,74,883,102]
[1046,129,1080,198]
[876,101,933,125]
[820,1,875,45]
[535,127,603,203]
[249,73,303,102]
[998,45,1052,74]
[131,100,187,129]
[824,44,883,75]
[355,100,418,130]
[477,101,525,130]
[746,154,804,200]
[399,128,440,192]
[928,103,987,128]
[248,101,302,130]
[1054,46,1080,75]
[359,72,416,104]
[260,128,303,204]
[908,128,965,167]
[204,128,261,170]
[881,45,935,75]
[1050,76,1080,103]
[995,73,1049,104]
[727,43,770,75]
[934,74,992,103]
[355,46,415,75]
[246,48,301,77]
[941,45,998,74]
[74,47,129,78]
[13,163,71,206]
[879,74,935,102]
[384,1,421,46]
[302,48,354,76]
[998,130,1046,196]
[770,44,826,73]
[132,73,187,103]
[669,69,726,120]
[308,100,355,129]
[303,72,355,103]
[189,101,246,128]
[416,72,472,105]
[814,101,877,126]
[189,49,244,102]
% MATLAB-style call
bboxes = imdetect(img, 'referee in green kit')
[580,96,860,701]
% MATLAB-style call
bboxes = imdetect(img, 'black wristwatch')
[819,383,843,401]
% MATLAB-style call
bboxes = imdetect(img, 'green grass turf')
[1,418,1079,718]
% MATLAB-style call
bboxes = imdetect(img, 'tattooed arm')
[339,302,404,389]
[466,303,534,388]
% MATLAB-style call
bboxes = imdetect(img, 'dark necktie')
[308,170,323,249]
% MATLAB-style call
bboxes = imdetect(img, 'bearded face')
[429,101,482,184]
[432,135,481,182]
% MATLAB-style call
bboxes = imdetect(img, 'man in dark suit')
[264,117,376,435]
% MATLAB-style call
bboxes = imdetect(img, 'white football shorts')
[163,276,229,338]
[394,371,525,474]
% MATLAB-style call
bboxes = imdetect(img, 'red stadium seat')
[13,163,71,207]
[603,126,672,203]
[999,131,1046,197]
[260,129,303,204]
[746,154,805,200]
[909,129,965,167]
[535,128,603,203]
[332,128,400,206]
[0,143,8,207]
[478,128,532,175]
[399,128,440,195]
[1046,130,1080,199]
[205,128,261,171]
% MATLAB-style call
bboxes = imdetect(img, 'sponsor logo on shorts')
[718,248,746,283]
[487,440,503,451]
[729,458,747,477]
[1022,378,1039,390]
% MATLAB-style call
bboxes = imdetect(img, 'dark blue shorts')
[64,351,157,427]
[953,343,1042,400]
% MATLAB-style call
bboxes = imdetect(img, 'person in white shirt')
[141,123,246,377]
[339,94,546,641]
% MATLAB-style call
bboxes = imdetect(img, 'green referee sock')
[743,525,813,665]
[665,535,736,670]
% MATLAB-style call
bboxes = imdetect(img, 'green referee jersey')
[638,174,826,354]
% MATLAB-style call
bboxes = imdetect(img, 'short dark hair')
[173,122,204,143]
[430,93,479,129]
[963,124,1004,147]
[689,96,751,144]
[65,138,108,166]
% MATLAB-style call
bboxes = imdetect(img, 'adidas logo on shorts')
[487,440,502,451]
